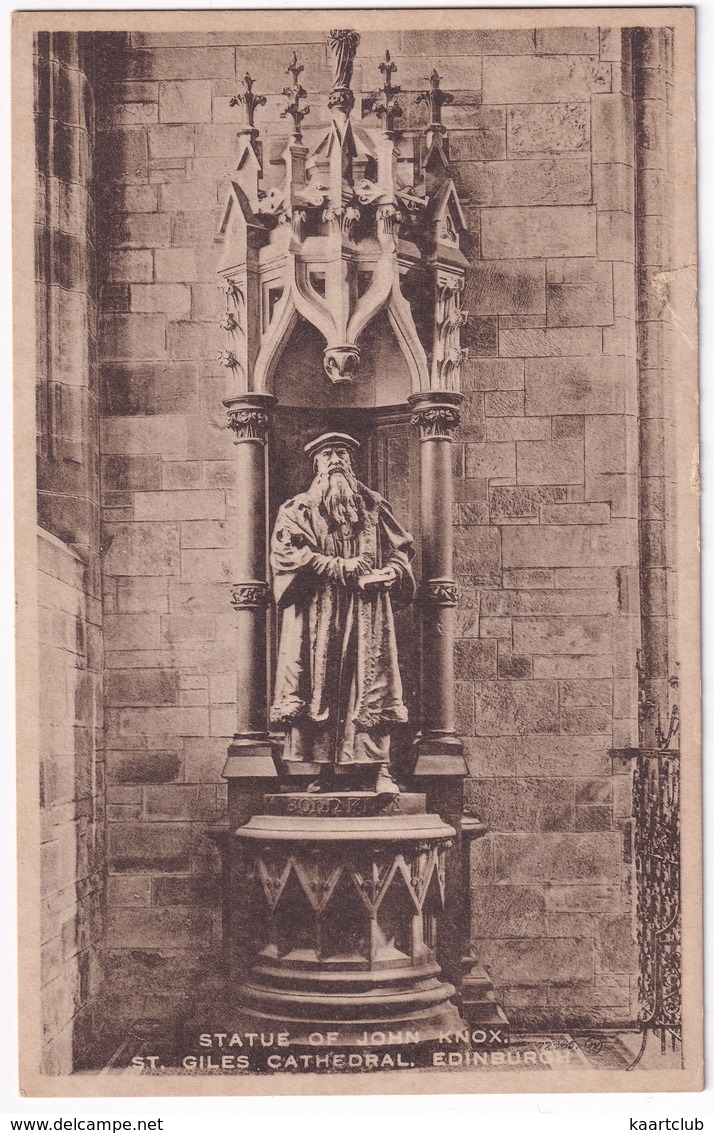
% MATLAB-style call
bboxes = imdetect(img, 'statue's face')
[314,445,353,478]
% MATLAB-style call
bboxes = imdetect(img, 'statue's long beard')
[317,469,363,530]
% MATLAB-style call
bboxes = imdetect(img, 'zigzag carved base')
[232,801,465,1042]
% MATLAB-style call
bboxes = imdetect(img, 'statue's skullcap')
[304,432,360,459]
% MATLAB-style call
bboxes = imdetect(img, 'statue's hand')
[358,566,397,592]
[343,556,370,581]
[379,566,397,589]
[309,553,357,583]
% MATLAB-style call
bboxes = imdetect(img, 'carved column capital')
[231,581,272,609]
[224,393,277,444]
[408,392,463,440]
[421,578,458,607]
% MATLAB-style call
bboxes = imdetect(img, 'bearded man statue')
[269,432,415,794]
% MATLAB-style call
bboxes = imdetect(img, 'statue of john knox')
[269,432,415,795]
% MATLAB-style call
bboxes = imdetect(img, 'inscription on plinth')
[262,791,426,818]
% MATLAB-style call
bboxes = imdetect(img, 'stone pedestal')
[231,792,465,1042]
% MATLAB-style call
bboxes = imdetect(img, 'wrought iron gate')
[629,745,681,1068]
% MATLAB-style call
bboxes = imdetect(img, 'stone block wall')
[35,31,100,553]
[89,26,669,1029]
[451,26,643,1025]
[35,33,106,1071]
[38,529,104,1073]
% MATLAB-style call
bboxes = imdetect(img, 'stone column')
[408,391,467,777]
[223,392,278,801]
[406,393,506,1023]
[632,27,677,749]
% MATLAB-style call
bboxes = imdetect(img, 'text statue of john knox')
[269,432,415,794]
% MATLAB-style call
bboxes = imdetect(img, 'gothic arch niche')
[271,311,413,410]
[218,28,471,783]
[268,311,421,774]
[217,27,506,1038]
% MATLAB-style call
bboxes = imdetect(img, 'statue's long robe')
[269,481,415,764]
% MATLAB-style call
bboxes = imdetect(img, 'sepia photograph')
[11,6,701,1097]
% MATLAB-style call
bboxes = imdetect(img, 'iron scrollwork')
[628,746,682,1069]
